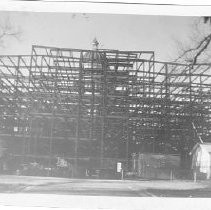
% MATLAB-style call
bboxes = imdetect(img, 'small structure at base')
[131,153,180,180]
[190,143,211,180]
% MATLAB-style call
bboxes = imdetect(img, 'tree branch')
[175,17,211,65]
[192,34,211,64]
[175,33,211,64]
[0,19,22,47]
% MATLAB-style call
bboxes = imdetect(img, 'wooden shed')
[190,143,211,179]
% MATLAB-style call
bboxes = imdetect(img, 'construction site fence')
[0,154,127,179]
[126,166,211,181]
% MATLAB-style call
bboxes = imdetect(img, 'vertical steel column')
[48,113,55,176]
[100,53,107,168]
[16,56,26,164]
[90,51,95,140]
[152,54,156,152]
[189,66,193,104]
[125,52,130,170]
[189,65,193,144]
[199,75,204,131]
[75,51,83,175]
[164,64,170,153]
[27,48,36,160]
[125,121,129,170]
[48,50,59,175]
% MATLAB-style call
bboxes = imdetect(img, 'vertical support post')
[189,65,193,146]
[125,52,130,171]
[17,56,24,164]
[121,168,124,180]
[125,120,129,171]
[100,110,105,168]
[170,169,173,181]
[48,114,54,176]
[142,61,146,151]
[193,170,197,182]
[100,53,107,169]
[27,48,36,162]
[90,51,95,141]
[189,65,192,103]
[152,54,156,152]
[164,64,169,153]
[75,51,83,176]
[16,56,25,164]
[48,50,59,176]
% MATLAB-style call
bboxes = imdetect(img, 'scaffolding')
[0,45,211,174]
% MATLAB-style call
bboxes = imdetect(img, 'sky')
[0,11,197,62]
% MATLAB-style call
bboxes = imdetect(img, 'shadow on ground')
[147,188,211,197]
[0,176,211,197]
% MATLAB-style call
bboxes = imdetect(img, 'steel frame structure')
[0,45,211,173]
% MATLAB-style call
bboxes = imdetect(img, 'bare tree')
[71,13,89,20]
[175,17,211,65]
[0,18,21,48]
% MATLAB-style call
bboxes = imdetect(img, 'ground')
[0,175,211,209]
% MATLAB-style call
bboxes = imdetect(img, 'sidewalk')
[0,194,210,210]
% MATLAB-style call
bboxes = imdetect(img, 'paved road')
[0,176,152,196]
[0,176,210,209]
[0,175,210,197]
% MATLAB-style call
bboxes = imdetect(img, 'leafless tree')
[175,17,211,65]
[71,13,89,20]
[0,18,21,48]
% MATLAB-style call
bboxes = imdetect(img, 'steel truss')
[0,45,211,172]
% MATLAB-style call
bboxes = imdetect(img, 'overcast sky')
[0,11,197,61]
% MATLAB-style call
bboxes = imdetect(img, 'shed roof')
[190,143,211,155]
[200,143,211,152]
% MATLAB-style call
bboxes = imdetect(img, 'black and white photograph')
[0,1,211,209]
